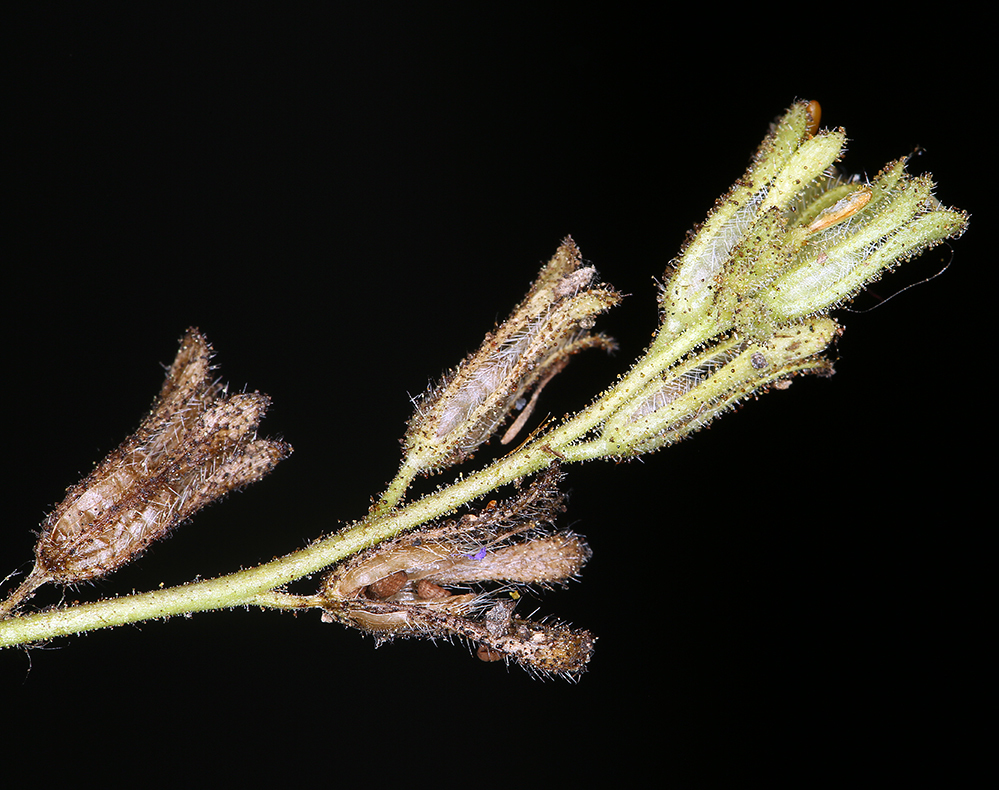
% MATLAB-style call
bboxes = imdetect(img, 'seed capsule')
[402,238,620,473]
[4,329,290,615]
[806,100,822,136]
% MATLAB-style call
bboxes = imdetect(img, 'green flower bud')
[599,317,838,457]
[657,101,967,346]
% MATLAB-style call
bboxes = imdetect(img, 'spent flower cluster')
[322,466,594,679]
[0,101,967,679]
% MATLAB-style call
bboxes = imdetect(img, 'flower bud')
[658,101,968,346]
[600,317,838,456]
[759,160,968,323]
[659,101,833,336]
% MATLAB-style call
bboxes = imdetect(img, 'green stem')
[370,456,421,515]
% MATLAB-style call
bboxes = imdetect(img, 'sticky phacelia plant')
[0,101,968,680]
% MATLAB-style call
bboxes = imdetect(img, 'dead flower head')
[321,466,595,680]
[1,329,290,617]
[402,237,620,474]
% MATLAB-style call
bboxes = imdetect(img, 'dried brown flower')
[0,329,290,617]
[321,466,594,679]
[402,237,620,474]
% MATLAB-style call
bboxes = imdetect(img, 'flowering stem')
[0,101,968,667]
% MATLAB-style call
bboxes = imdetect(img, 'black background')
[4,7,985,783]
